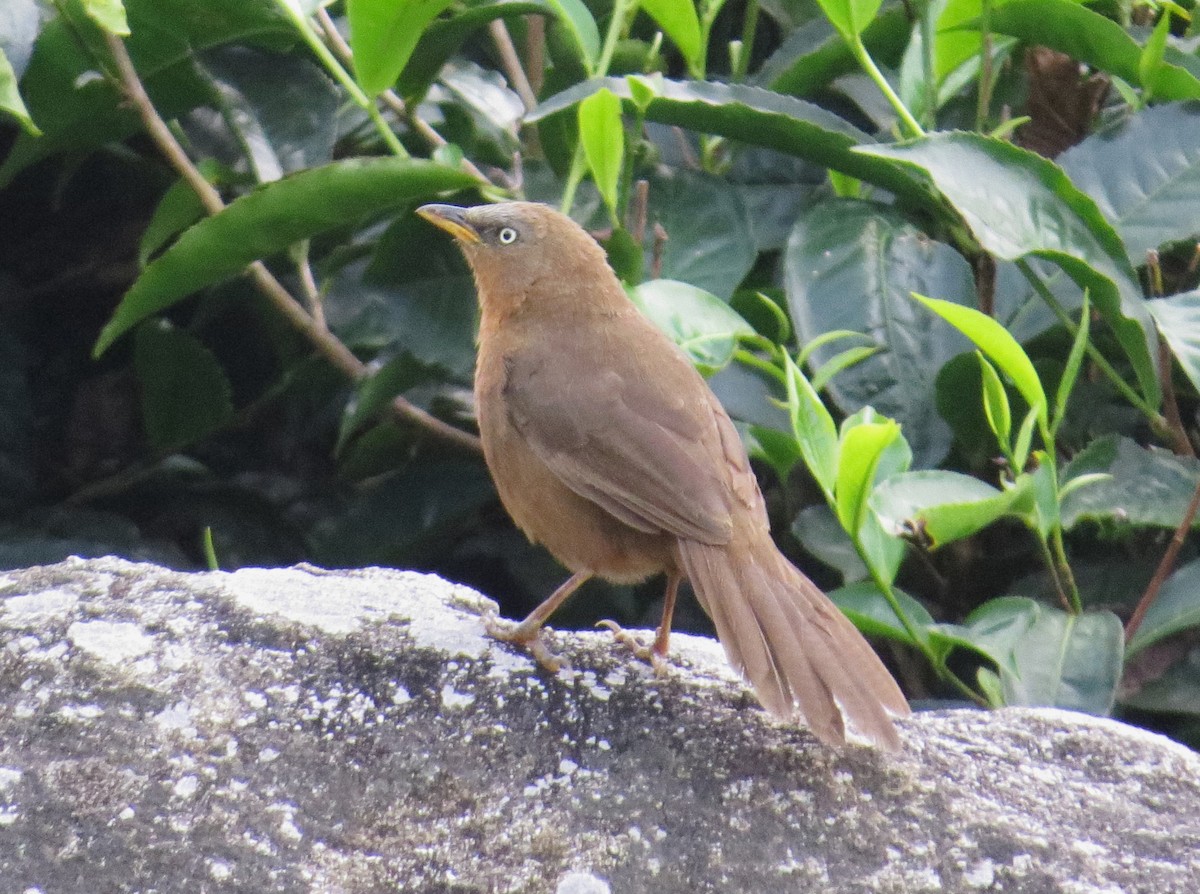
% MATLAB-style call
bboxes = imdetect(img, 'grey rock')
[0,557,1197,894]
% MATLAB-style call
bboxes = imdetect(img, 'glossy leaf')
[94,158,475,356]
[0,47,38,135]
[1127,558,1200,657]
[914,293,1048,434]
[870,470,1012,548]
[961,597,1124,714]
[347,0,456,97]
[835,417,904,535]
[985,0,1200,101]
[1059,103,1200,262]
[578,88,624,219]
[134,323,233,451]
[1060,435,1200,531]
[785,200,975,468]
[1148,289,1200,396]
[628,279,754,376]
[865,134,1159,408]
[530,78,932,208]
[784,355,839,499]
[639,0,702,69]
[815,0,884,40]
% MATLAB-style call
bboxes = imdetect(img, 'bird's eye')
[497,226,518,245]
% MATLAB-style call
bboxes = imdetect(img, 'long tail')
[677,532,910,750]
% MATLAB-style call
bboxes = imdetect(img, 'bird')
[417,200,910,749]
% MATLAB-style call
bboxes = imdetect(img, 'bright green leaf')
[94,158,475,356]
[870,470,1013,548]
[1011,406,1038,473]
[83,0,130,35]
[784,354,839,499]
[578,88,624,220]
[815,0,884,40]
[836,418,903,534]
[638,0,702,70]
[348,0,456,96]
[809,345,880,392]
[1139,11,1172,102]
[543,0,601,71]
[977,353,1012,450]
[0,47,39,135]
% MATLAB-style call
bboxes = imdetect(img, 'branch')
[103,32,482,455]
[1127,476,1200,642]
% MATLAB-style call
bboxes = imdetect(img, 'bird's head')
[417,201,619,315]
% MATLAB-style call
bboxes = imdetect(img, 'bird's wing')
[503,318,739,545]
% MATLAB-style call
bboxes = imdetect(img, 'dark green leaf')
[1061,435,1200,531]
[1148,289,1200,396]
[134,323,234,451]
[785,200,975,468]
[94,158,476,356]
[828,580,933,646]
[1119,644,1200,715]
[962,596,1124,714]
[336,354,441,454]
[1059,103,1200,262]
[628,279,754,375]
[1127,558,1200,657]
[792,504,869,583]
[864,134,1160,408]
[529,77,933,208]
[985,0,1200,101]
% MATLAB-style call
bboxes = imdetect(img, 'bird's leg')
[598,572,681,676]
[484,570,591,672]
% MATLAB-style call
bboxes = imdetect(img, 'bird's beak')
[417,204,481,243]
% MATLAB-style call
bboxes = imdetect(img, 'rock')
[0,557,1197,893]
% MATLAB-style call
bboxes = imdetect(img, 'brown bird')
[418,201,910,749]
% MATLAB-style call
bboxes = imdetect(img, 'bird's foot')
[597,620,669,676]
[484,613,570,673]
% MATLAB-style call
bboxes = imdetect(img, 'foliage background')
[2,0,1200,748]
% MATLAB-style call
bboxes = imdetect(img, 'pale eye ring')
[498,226,518,245]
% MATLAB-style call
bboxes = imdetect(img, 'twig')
[103,32,482,454]
[1127,476,1200,642]
[526,15,545,96]
[651,223,668,279]
[627,179,649,243]
[489,19,537,112]
[1158,338,1195,457]
[974,252,996,317]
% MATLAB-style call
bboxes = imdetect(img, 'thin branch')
[1127,476,1200,642]
[1158,338,1195,457]
[489,19,537,111]
[103,32,482,455]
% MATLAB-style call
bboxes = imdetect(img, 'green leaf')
[348,0,457,97]
[529,78,932,208]
[961,596,1124,714]
[785,199,975,468]
[809,345,880,392]
[138,175,208,267]
[94,158,475,356]
[0,47,39,135]
[336,355,440,454]
[836,417,903,534]
[1006,451,1059,539]
[791,504,868,583]
[815,0,884,40]
[628,279,754,375]
[864,134,1159,408]
[1011,405,1038,474]
[1127,558,1200,657]
[639,0,702,70]
[83,0,130,35]
[1149,289,1200,396]
[133,323,234,451]
[828,580,933,647]
[1052,290,1090,435]
[870,470,1013,548]
[985,0,1200,101]
[1139,11,1172,102]
[578,87,624,220]
[1060,435,1200,531]
[977,353,1012,450]
[1119,644,1200,716]
[914,293,1048,433]
[395,0,550,102]
[1060,104,1200,262]
[543,0,600,71]
[784,354,839,499]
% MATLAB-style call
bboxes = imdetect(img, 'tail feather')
[678,534,910,750]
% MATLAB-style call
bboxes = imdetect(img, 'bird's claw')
[597,620,669,676]
[484,613,570,673]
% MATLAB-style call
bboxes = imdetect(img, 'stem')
[559,142,589,215]
[103,31,481,455]
[975,0,995,131]
[918,0,937,128]
[850,35,925,138]
[489,19,538,111]
[1127,476,1200,642]
[733,0,760,82]
[1049,527,1082,613]
[596,0,634,76]
[1035,533,1072,612]
[1015,260,1162,423]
